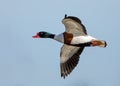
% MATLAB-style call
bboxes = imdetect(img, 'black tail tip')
[104,41,107,47]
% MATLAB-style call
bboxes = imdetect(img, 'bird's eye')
[39,32,46,37]
[41,32,45,35]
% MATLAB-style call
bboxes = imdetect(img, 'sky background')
[0,0,120,86]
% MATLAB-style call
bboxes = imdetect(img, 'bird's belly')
[71,35,96,44]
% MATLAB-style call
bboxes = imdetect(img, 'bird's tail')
[91,40,107,48]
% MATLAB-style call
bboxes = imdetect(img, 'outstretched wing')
[60,15,87,78]
[60,44,84,78]
[62,15,87,36]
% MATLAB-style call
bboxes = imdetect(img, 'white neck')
[54,33,64,43]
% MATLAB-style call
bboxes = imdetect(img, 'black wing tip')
[60,56,80,79]
[60,63,71,79]
[61,72,70,79]
[64,14,67,19]
[61,73,67,79]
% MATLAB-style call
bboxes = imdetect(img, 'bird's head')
[32,31,49,38]
[32,31,55,39]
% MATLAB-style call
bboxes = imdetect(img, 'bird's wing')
[62,16,87,36]
[60,44,84,78]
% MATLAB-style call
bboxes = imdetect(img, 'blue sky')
[0,0,120,86]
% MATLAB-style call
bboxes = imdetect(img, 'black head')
[38,31,48,38]
[32,31,54,38]
[32,31,48,38]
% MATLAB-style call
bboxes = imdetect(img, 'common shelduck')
[32,14,107,78]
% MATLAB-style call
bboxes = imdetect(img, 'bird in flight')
[32,14,107,78]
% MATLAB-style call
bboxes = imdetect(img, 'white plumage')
[71,35,97,44]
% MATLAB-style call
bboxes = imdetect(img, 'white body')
[54,33,97,44]
[71,35,97,44]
